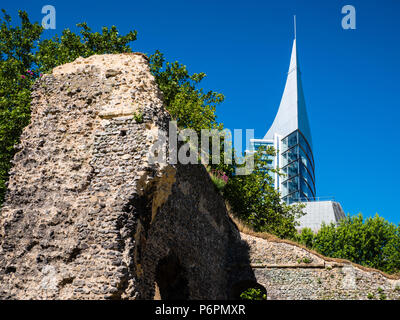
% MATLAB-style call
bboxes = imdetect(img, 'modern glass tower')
[249,24,346,231]
[250,35,316,204]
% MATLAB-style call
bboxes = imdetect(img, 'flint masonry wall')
[0,53,252,299]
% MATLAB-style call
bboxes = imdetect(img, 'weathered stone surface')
[0,53,252,300]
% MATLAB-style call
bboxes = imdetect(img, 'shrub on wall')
[239,288,267,300]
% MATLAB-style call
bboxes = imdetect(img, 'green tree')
[149,50,224,133]
[0,10,42,203]
[223,146,305,239]
[312,213,400,274]
[36,23,137,73]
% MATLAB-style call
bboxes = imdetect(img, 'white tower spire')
[263,21,312,147]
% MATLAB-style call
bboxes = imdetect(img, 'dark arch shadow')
[155,253,189,300]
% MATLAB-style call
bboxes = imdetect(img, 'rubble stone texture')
[0,53,399,300]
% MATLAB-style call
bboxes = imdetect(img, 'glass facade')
[250,130,315,205]
[280,130,315,204]
[250,140,275,177]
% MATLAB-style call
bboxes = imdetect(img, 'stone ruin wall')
[242,233,400,300]
[0,53,251,299]
[0,52,399,300]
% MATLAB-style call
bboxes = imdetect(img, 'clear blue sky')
[4,0,400,224]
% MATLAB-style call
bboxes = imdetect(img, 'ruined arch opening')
[230,280,267,300]
[155,253,189,300]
